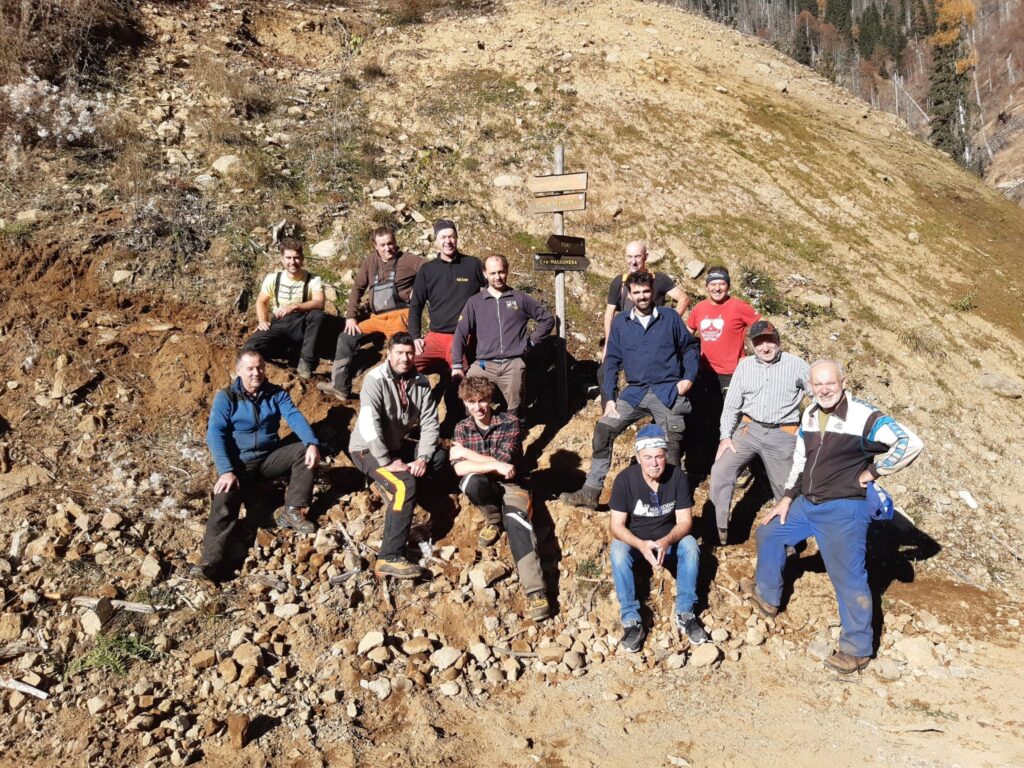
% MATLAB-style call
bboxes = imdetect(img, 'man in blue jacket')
[192,349,321,580]
[560,271,698,510]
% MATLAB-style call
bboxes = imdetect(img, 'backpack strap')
[302,272,311,304]
[274,271,282,308]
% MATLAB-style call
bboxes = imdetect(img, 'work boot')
[316,381,351,401]
[185,563,220,582]
[824,650,870,674]
[478,523,501,548]
[717,527,729,546]
[558,486,600,510]
[620,621,645,653]
[374,556,423,580]
[676,612,710,645]
[275,505,316,534]
[527,591,550,622]
[297,359,314,380]
[739,577,779,618]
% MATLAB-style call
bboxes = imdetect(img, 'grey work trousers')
[708,420,797,530]
[466,357,526,418]
[584,389,690,491]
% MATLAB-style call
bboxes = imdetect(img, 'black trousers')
[351,445,448,559]
[202,441,313,566]
[244,310,325,366]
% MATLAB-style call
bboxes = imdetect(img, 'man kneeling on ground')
[609,425,708,652]
[450,377,550,622]
[193,349,321,580]
[349,332,446,579]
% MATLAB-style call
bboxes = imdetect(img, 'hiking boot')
[558,486,600,510]
[620,621,645,653]
[374,556,423,580]
[297,359,314,379]
[717,527,729,546]
[676,612,710,645]
[478,523,501,548]
[185,563,220,582]
[527,591,550,622]
[275,505,316,534]
[824,650,870,674]
[739,577,778,618]
[736,466,753,490]
[317,381,351,401]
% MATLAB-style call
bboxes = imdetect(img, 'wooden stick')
[71,597,172,614]
[492,646,539,659]
[1,676,48,700]
[0,642,43,661]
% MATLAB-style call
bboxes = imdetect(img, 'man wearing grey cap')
[407,219,486,433]
[709,320,810,545]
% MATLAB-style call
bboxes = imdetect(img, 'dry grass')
[0,0,144,86]
[190,52,280,119]
[385,0,495,25]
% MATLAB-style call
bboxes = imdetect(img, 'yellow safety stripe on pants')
[376,469,406,512]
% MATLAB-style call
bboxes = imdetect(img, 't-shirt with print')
[606,271,676,314]
[259,270,324,312]
[686,296,760,375]
[609,463,693,541]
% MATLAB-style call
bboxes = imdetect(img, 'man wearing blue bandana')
[608,425,708,653]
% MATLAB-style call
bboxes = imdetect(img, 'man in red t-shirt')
[685,267,760,477]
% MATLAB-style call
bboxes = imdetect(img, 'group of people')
[193,221,925,674]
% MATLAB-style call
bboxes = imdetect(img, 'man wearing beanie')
[607,424,708,652]
[709,320,810,545]
[408,219,486,434]
[686,266,760,471]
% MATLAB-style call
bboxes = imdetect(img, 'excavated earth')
[0,1,1023,766]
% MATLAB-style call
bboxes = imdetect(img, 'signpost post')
[529,144,588,417]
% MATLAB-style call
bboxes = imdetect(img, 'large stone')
[806,637,831,661]
[683,259,705,279]
[81,597,114,636]
[190,649,217,669]
[536,642,564,664]
[744,628,765,647]
[232,643,264,668]
[896,636,938,669]
[358,631,385,655]
[218,658,239,683]
[0,613,25,641]
[689,644,721,668]
[402,637,434,656]
[227,713,249,749]
[430,646,461,671]
[212,154,241,176]
[140,554,162,581]
[87,696,109,715]
[15,209,45,224]
[492,174,524,189]
[366,678,391,700]
[273,603,300,619]
[468,561,508,589]
[563,651,585,670]
[979,372,1023,399]
[310,239,340,260]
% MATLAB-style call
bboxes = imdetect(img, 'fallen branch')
[1,676,48,700]
[335,521,378,556]
[0,642,43,661]
[71,597,172,614]
[328,569,361,586]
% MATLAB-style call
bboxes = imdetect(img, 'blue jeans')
[754,496,873,657]
[609,536,700,624]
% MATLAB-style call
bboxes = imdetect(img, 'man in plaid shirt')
[450,377,549,621]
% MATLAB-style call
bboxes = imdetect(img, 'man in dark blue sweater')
[560,271,699,510]
[192,349,321,580]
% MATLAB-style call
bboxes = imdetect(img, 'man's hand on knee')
[715,438,736,460]
[344,318,361,335]
[213,472,239,495]
[305,445,321,470]
[762,497,792,526]
[603,400,620,420]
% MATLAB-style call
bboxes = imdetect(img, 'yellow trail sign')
[527,192,587,214]
[527,172,588,194]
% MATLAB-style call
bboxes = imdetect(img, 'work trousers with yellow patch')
[351,446,448,560]
[460,475,544,596]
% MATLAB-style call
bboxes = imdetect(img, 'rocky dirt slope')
[1,1,1023,766]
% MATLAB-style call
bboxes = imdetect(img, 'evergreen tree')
[857,4,883,58]
[927,0,975,165]
[824,0,853,36]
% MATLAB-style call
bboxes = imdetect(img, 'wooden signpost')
[528,146,589,416]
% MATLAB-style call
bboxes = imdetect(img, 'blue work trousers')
[755,496,873,657]
[610,536,700,624]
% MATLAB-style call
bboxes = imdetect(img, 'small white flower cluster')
[0,76,108,148]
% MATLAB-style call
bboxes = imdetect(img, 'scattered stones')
[81,597,113,636]
[872,658,902,681]
[744,628,765,647]
[212,154,241,176]
[430,646,461,671]
[140,554,162,582]
[0,612,25,641]
[86,696,109,715]
[364,678,392,701]
[806,638,832,661]
[402,637,433,656]
[896,637,938,669]
[232,643,264,668]
[439,681,461,697]
[227,713,250,749]
[683,259,705,279]
[537,642,564,664]
[907,231,920,244]
[190,649,217,670]
[111,270,134,285]
[358,631,385,655]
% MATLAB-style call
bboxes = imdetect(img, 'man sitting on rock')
[709,320,809,545]
[349,332,446,580]
[193,349,321,580]
[450,376,549,621]
[608,425,708,653]
[320,226,422,400]
[741,359,924,674]
[560,270,698,509]
[243,237,325,380]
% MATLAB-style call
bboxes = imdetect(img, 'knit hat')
[705,267,730,285]
[635,424,668,452]
[433,218,457,237]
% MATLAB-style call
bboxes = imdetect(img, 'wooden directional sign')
[527,192,586,215]
[527,172,588,195]
[546,234,585,256]
[533,253,590,272]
